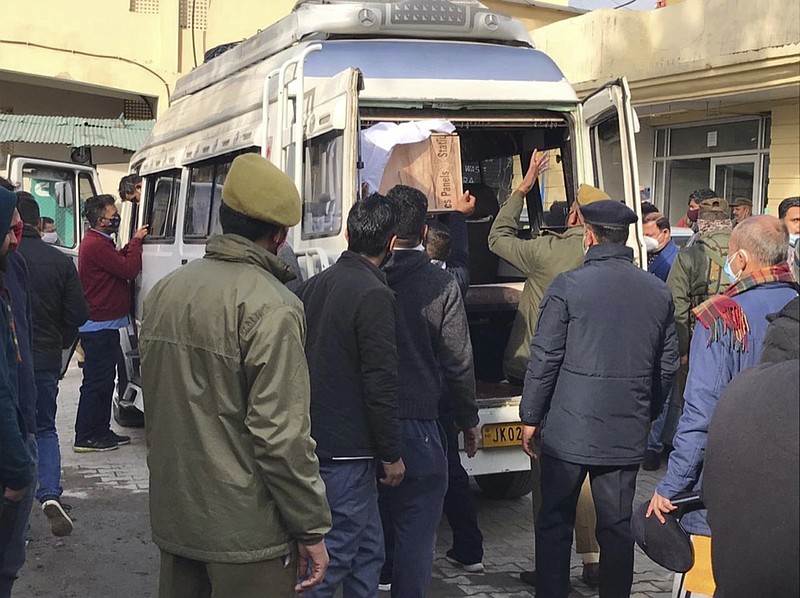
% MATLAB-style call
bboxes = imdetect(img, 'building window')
[124,99,154,121]
[651,116,771,225]
[143,170,180,243]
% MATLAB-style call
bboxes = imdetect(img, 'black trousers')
[75,330,119,443]
[535,454,639,598]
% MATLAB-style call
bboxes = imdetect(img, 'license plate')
[481,423,524,448]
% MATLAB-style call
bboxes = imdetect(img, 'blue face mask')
[724,250,741,283]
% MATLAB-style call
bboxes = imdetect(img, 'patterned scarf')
[693,262,797,352]
[697,218,732,235]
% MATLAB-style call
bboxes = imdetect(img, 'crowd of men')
[1,152,798,598]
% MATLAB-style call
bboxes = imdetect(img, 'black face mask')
[106,215,121,230]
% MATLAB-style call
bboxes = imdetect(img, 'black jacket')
[17,227,88,372]
[520,244,679,466]
[760,296,799,364]
[383,249,478,429]
[703,360,800,598]
[438,212,470,297]
[297,251,401,463]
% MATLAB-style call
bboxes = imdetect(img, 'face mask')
[583,233,591,256]
[687,208,699,222]
[11,221,23,249]
[643,236,660,253]
[789,233,799,247]
[106,215,121,230]
[724,250,741,283]
[42,232,59,245]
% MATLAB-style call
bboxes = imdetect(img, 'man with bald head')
[649,215,798,593]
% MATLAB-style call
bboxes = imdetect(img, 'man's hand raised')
[379,458,406,487]
[455,190,476,216]
[517,149,550,195]
[134,224,150,240]
[296,540,329,594]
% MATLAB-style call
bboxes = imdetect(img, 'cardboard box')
[378,134,463,212]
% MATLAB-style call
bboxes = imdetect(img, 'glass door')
[710,155,760,212]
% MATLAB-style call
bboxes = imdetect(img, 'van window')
[21,165,79,249]
[302,133,343,240]
[591,115,625,202]
[183,150,255,243]
[143,170,180,243]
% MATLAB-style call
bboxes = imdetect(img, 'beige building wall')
[531,0,800,213]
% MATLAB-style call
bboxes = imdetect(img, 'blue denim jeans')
[34,369,62,502]
[647,396,670,454]
[0,434,37,597]
[379,419,448,598]
[306,459,383,598]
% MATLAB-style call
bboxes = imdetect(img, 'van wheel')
[113,400,144,428]
[474,470,532,500]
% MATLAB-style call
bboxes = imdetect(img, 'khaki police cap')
[221,154,301,227]
[698,196,729,215]
[576,184,611,206]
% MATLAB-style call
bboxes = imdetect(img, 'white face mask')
[41,232,59,245]
[643,235,660,253]
[583,232,591,256]
[789,233,799,247]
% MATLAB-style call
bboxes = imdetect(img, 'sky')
[570,0,654,10]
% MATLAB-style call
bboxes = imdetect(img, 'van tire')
[474,470,532,500]
[113,400,144,428]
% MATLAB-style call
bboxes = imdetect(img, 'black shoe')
[73,436,119,453]
[643,450,661,471]
[581,562,600,588]
[41,498,74,537]
[104,430,131,446]
[445,549,485,573]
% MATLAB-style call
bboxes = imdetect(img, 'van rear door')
[6,156,100,259]
[266,65,362,278]
[578,77,645,267]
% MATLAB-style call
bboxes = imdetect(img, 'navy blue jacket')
[7,251,36,434]
[520,244,679,466]
[658,280,798,535]
[0,292,31,491]
[648,239,679,282]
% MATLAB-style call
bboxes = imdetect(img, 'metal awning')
[0,114,155,152]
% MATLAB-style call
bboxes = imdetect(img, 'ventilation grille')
[130,0,160,14]
[124,99,154,121]
[180,0,209,29]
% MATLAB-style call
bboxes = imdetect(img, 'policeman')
[520,199,679,598]
[730,196,753,226]
[488,154,611,587]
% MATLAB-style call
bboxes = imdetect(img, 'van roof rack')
[171,0,532,103]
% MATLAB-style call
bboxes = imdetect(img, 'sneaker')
[445,549,485,573]
[104,430,131,446]
[581,562,600,588]
[42,499,74,537]
[378,582,391,592]
[73,436,119,453]
[642,450,661,471]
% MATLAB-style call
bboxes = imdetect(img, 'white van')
[121,0,645,498]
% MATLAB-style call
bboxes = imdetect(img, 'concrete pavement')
[14,364,675,597]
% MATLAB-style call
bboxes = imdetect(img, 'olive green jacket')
[140,234,331,563]
[488,190,585,382]
[666,229,731,356]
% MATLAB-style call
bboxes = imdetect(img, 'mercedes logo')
[485,13,499,30]
[359,9,377,27]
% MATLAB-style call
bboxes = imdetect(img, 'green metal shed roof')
[0,114,155,152]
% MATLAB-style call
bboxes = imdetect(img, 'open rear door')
[284,67,362,279]
[579,78,645,267]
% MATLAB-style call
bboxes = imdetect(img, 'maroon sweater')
[78,229,143,322]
